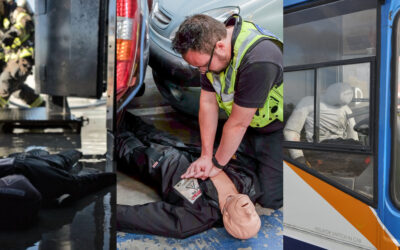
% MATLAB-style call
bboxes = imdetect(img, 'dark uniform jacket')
[0,149,115,229]
[116,113,262,238]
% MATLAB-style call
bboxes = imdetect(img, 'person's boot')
[71,172,116,200]
[25,148,50,157]
[116,131,145,158]
[57,150,83,172]
[29,150,83,172]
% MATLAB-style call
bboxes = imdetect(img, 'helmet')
[16,0,25,7]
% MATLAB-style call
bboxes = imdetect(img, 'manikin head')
[322,82,354,106]
[172,14,232,74]
[222,194,261,239]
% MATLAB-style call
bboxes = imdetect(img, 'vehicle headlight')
[150,1,159,20]
[169,26,179,40]
[202,7,240,23]
[169,7,240,41]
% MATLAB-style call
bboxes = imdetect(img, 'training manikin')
[284,82,359,161]
[0,149,116,229]
[211,171,261,239]
[116,112,262,239]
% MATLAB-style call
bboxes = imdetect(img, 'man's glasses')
[205,44,216,73]
[194,43,216,74]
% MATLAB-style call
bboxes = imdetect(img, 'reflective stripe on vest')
[4,47,33,62]
[206,18,284,128]
[0,96,8,107]
[19,46,33,58]
[11,33,30,49]
[3,17,9,30]
[11,12,31,48]
[29,96,43,108]
[13,12,29,30]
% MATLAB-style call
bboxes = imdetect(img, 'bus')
[283,0,400,249]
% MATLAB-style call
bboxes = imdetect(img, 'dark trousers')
[0,150,115,202]
[238,128,283,209]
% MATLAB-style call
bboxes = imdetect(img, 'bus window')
[391,14,400,209]
[284,0,377,201]
[316,63,370,145]
[284,2,376,67]
[284,70,314,143]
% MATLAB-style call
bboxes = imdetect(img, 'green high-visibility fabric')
[206,17,283,128]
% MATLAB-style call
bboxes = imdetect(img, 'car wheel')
[152,69,200,116]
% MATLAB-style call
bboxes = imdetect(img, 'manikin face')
[222,194,261,239]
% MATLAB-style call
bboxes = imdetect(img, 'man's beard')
[210,53,230,74]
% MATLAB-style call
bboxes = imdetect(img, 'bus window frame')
[283,0,381,208]
[284,58,375,154]
[390,10,400,211]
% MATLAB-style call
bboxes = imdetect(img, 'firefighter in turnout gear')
[172,14,283,209]
[0,0,44,108]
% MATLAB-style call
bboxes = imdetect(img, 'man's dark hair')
[172,14,227,55]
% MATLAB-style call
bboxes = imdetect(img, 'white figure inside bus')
[284,82,359,166]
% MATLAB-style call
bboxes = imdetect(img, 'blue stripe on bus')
[284,0,310,7]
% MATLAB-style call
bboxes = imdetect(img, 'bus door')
[283,0,399,249]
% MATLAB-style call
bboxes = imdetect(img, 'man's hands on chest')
[181,156,222,180]
[181,104,257,181]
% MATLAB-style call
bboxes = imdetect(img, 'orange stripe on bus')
[286,161,399,250]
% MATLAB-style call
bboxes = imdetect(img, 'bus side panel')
[284,161,397,249]
[283,0,309,8]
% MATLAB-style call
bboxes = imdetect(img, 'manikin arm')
[117,201,220,239]
[210,169,239,210]
[284,97,313,160]
[344,106,359,141]
[116,156,224,239]
[116,171,259,239]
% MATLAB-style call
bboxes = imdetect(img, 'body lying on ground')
[116,112,263,239]
[0,149,116,229]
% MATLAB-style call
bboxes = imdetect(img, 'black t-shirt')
[201,24,283,133]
